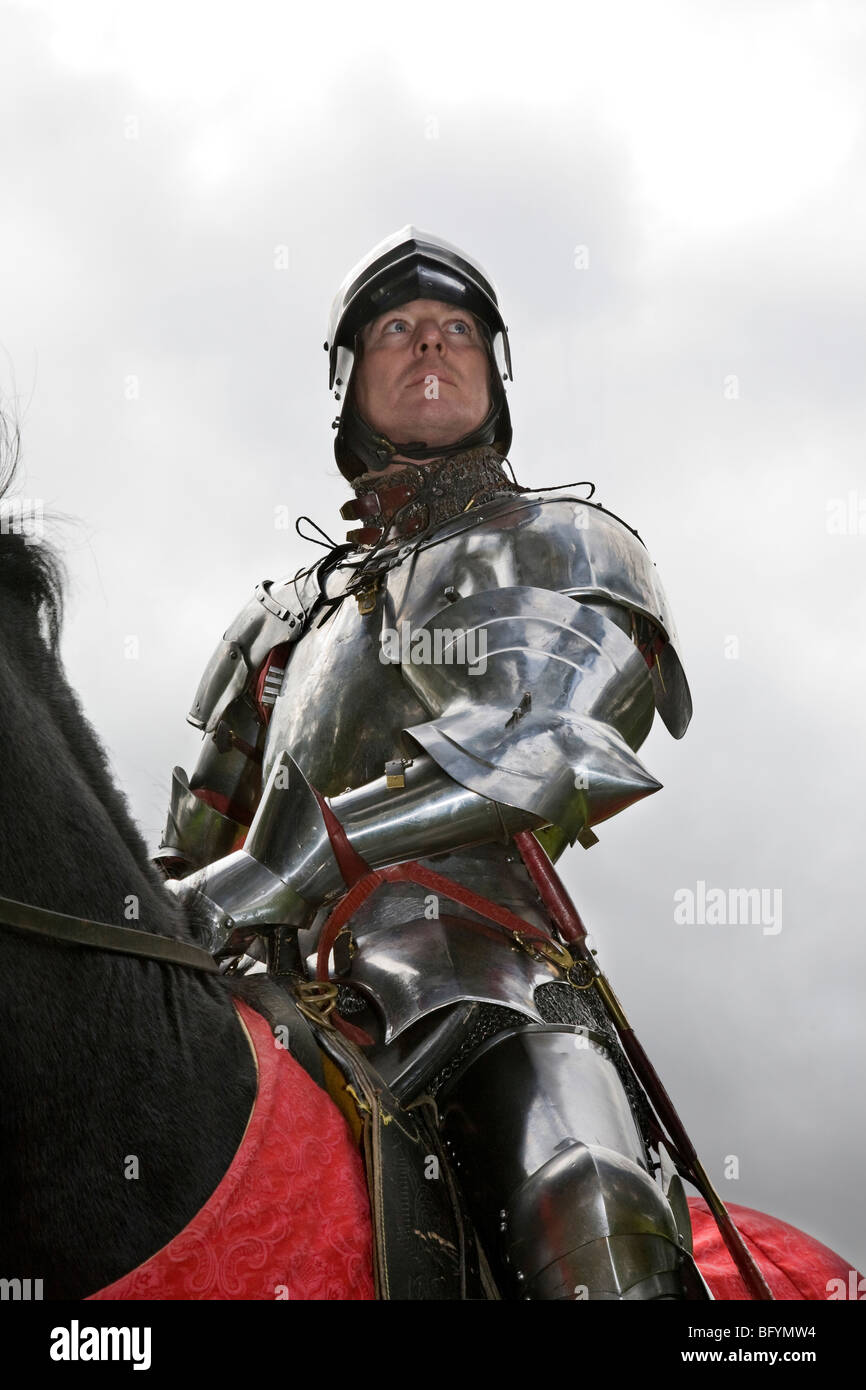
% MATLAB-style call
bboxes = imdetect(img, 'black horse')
[3,420,857,1304]
[0,422,315,1299]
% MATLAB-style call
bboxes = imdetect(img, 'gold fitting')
[384,757,406,789]
[567,958,598,991]
[294,979,339,1025]
[513,931,574,972]
[594,973,631,1030]
[356,580,379,615]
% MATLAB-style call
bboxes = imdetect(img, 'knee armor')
[438,1025,711,1300]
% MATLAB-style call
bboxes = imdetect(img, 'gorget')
[341,445,520,545]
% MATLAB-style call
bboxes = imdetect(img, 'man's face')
[351,298,491,461]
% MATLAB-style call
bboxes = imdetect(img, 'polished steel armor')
[165,492,687,933]
[160,478,706,1299]
[438,1026,703,1298]
[157,224,704,1298]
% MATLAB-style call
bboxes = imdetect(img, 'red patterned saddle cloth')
[87,1000,375,1300]
[85,996,857,1301]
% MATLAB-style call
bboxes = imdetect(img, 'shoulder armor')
[188,569,320,733]
[382,487,692,737]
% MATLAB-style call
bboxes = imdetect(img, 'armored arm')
[165,749,545,948]
[153,576,317,877]
[167,496,690,951]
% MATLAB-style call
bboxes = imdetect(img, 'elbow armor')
[399,584,661,846]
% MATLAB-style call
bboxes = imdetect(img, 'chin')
[391,413,480,447]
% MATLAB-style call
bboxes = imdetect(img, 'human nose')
[414,318,447,356]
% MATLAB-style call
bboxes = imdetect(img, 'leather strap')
[512,829,775,1303]
[340,484,415,522]
[315,861,571,982]
[309,801,573,1047]
[312,789,372,888]
[236,974,326,1089]
[0,893,219,973]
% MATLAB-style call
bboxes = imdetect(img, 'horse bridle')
[0,893,219,972]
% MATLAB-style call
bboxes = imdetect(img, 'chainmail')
[424,984,657,1156]
[335,983,373,1016]
[335,978,657,1167]
[350,445,520,541]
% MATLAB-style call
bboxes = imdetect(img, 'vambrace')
[153,766,248,875]
[164,751,546,953]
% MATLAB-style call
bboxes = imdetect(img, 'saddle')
[240,972,493,1300]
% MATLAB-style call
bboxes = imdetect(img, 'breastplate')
[263,567,566,1070]
[265,483,689,789]
[264,581,426,796]
[260,485,683,1075]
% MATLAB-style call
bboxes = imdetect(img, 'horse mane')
[0,406,200,941]
[0,409,64,653]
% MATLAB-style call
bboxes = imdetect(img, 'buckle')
[356,578,379,614]
[293,979,339,1026]
[512,931,574,971]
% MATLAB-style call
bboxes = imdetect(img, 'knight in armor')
[156,227,714,1300]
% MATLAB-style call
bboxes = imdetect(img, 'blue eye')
[450,320,470,334]
[384,319,408,333]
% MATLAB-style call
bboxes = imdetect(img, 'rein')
[0,893,219,972]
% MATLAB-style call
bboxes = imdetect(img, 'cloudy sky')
[2,0,864,1277]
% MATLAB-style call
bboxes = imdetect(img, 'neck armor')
[339,444,521,546]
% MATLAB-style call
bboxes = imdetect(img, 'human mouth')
[406,373,454,388]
